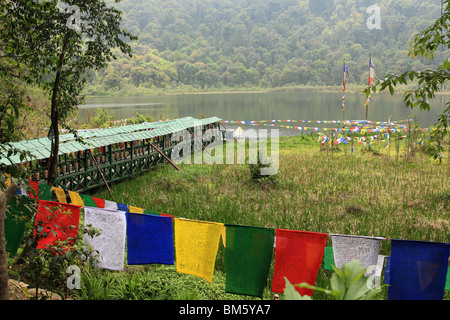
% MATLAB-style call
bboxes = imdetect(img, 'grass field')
[88,133,450,300]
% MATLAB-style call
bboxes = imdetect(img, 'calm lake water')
[78,91,448,136]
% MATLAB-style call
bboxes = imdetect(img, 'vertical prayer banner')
[174,218,223,283]
[225,224,275,298]
[388,239,450,300]
[34,200,81,250]
[330,234,385,269]
[272,229,328,296]
[126,212,174,265]
[5,197,35,257]
[84,207,127,271]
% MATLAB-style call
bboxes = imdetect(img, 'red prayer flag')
[34,200,81,251]
[92,197,105,208]
[28,180,40,200]
[272,229,328,296]
[160,213,174,220]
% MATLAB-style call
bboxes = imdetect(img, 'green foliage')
[283,260,384,300]
[90,108,117,129]
[11,207,102,299]
[75,265,248,300]
[366,0,449,160]
[0,0,137,183]
[82,0,447,94]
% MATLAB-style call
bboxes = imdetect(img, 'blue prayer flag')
[126,212,174,265]
[388,239,450,300]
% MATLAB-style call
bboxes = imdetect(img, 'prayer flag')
[34,200,81,251]
[272,229,328,296]
[52,187,67,203]
[342,63,349,110]
[174,218,224,283]
[324,246,335,270]
[160,213,174,220]
[5,197,35,257]
[144,209,160,215]
[126,212,174,265]
[117,203,128,212]
[225,224,275,298]
[387,239,450,300]
[129,205,144,213]
[445,267,450,291]
[104,200,118,210]
[83,207,127,271]
[368,58,375,86]
[329,234,385,269]
[92,197,105,208]
[68,190,84,206]
[80,194,97,207]
[28,180,40,200]
[38,183,52,201]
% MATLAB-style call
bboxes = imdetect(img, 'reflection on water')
[78,92,448,137]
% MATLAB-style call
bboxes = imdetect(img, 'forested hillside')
[84,0,448,94]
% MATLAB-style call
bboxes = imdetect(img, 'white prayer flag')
[329,234,385,269]
[84,207,127,271]
[104,200,118,210]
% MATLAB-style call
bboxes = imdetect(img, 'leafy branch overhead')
[364,0,449,159]
[0,0,137,184]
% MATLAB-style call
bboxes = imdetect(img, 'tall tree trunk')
[0,184,19,300]
[47,34,70,186]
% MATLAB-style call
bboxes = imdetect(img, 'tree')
[1,0,137,185]
[364,0,449,160]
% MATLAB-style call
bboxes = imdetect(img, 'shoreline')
[83,84,446,99]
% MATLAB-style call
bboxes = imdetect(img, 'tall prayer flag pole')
[342,62,349,122]
[364,55,375,120]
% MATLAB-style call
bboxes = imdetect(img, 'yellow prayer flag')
[52,187,67,203]
[4,173,11,187]
[129,206,143,214]
[68,190,84,206]
[221,225,226,247]
[174,218,224,283]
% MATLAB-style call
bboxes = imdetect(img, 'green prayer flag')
[224,224,274,298]
[5,197,35,257]
[446,267,450,291]
[38,183,53,201]
[324,246,335,270]
[144,209,160,215]
[80,194,97,207]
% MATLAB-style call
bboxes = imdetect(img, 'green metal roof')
[0,116,222,165]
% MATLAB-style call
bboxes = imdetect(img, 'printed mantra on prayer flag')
[83,207,127,271]
[174,218,224,283]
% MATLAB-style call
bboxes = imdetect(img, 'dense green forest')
[83,0,448,95]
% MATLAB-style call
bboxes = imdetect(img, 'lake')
[78,91,448,136]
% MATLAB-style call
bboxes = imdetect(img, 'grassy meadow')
[87,133,450,300]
